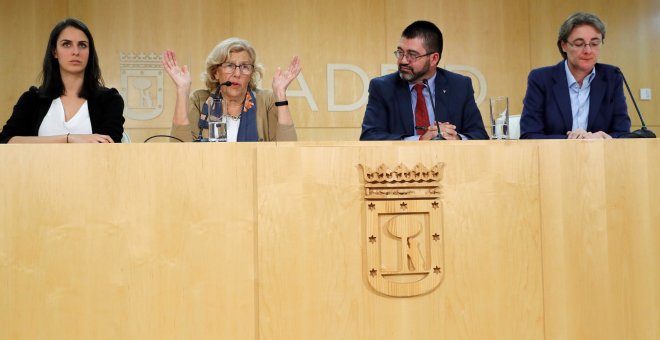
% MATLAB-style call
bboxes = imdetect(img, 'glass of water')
[489,96,509,139]
[207,95,227,142]
[208,117,227,142]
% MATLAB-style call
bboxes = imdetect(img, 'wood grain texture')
[0,0,66,122]
[0,79,658,340]
[538,139,660,340]
[0,144,258,340]
[256,141,544,339]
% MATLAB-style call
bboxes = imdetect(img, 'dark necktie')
[414,84,430,136]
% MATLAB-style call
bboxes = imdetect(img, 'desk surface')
[1,140,658,340]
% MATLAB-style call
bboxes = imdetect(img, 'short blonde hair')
[202,37,264,90]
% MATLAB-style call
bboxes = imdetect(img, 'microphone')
[616,68,656,138]
[195,81,232,142]
[422,79,444,140]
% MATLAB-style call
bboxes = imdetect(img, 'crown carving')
[361,163,443,184]
[120,52,163,64]
[360,163,444,200]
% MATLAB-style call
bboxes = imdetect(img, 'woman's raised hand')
[272,56,301,100]
[162,49,191,91]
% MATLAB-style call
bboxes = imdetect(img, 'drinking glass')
[208,118,227,142]
[207,94,227,142]
[207,96,227,142]
[489,96,509,139]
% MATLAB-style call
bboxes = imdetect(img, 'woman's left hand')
[272,56,301,100]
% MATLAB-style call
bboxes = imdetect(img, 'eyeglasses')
[220,63,254,75]
[566,39,602,50]
[393,50,436,62]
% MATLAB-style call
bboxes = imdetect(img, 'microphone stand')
[617,68,656,138]
[422,79,444,140]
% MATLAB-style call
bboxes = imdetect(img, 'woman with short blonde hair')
[163,37,300,142]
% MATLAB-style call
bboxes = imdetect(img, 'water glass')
[208,118,227,142]
[489,96,509,139]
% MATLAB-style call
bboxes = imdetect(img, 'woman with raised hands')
[163,38,300,142]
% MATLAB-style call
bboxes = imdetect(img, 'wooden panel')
[256,141,544,339]
[123,128,175,143]
[1,141,658,339]
[538,140,660,340]
[0,144,258,340]
[295,127,362,141]
[0,0,66,122]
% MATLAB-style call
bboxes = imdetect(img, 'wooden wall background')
[0,0,658,142]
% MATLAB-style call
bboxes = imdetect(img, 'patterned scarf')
[199,87,259,141]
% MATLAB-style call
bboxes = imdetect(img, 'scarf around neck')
[199,87,258,141]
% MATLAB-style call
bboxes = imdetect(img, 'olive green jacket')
[171,88,297,142]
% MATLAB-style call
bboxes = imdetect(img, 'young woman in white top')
[0,18,124,143]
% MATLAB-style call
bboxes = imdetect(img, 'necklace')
[220,88,249,121]
[224,112,241,121]
[223,101,243,121]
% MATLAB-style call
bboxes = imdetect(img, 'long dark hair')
[39,18,104,99]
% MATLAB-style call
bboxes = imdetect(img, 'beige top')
[171,88,297,142]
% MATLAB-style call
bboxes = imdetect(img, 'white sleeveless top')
[38,98,92,136]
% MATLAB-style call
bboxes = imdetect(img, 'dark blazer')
[520,61,631,139]
[0,86,125,143]
[360,68,488,140]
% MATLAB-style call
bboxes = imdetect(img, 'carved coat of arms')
[119,52,164,120]
[360,163,445,297]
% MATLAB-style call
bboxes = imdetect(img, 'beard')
[398,60,431,83]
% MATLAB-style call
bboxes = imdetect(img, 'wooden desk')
[1,140,657,339]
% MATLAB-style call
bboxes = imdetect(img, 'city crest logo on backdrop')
[119,52,164,120]
[360,163,445,297]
